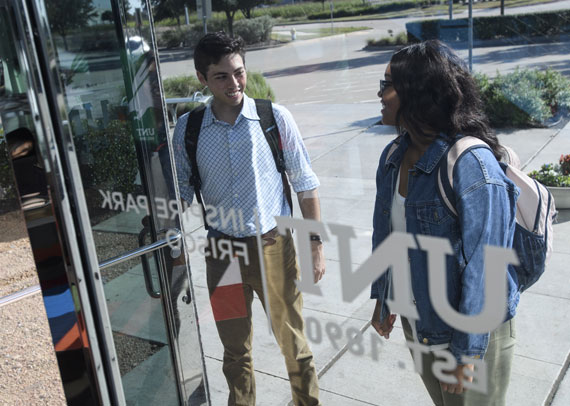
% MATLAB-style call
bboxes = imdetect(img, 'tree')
[239,0,264,19]
[150,0,193,27]
[46,0,96,50]
[500,0,505,16]
[101,10,114,23]
[213,0,240,37]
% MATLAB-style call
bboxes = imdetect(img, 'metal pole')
[449,0,453,20]
[185,6,190,25]
[330,2,334,33]
[202,0,208,34]
[468,0,473,72]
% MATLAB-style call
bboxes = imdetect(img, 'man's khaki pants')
[206,229,320,406]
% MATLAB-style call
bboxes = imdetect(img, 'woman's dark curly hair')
[390,40,504,159]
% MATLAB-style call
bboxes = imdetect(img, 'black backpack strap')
[254,99,293,214]
[184,105,209,229]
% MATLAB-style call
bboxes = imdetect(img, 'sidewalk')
[185,103,570,405]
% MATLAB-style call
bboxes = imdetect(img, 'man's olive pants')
[402,317,515,406]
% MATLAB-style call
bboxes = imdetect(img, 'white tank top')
[391,168,406,233]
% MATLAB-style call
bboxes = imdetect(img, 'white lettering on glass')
[275,217,515,335]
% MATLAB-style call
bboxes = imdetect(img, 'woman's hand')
[439,363,474,394]
[371,300,397,339]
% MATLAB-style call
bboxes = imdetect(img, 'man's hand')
[371,300,397,339]
[440,363,474,394]
[311,240,325,283]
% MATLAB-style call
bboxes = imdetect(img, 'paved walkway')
[182,104,570,405]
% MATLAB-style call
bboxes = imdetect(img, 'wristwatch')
[310,234,322,243]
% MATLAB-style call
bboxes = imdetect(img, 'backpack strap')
[184,100,294,230]
[184,104,209,229]
[502,145,521,170]
[437,136,490,216]
[384,142,399,163]
[254,98,293,214]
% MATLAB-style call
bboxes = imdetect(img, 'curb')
[543,350,570,406]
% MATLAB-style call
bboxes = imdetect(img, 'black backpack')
[184,99,293,230]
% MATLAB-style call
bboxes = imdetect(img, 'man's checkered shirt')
[172,94,319,237]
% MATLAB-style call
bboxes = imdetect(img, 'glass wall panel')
[161,1,570,405]
[4,0,208,403]
[4,0,570,403]
[40,0,209,401]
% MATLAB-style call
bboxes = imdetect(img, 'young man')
[172,32,324,406]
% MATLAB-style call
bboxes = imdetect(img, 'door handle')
[139,226,161,299]
[98,229,182,299]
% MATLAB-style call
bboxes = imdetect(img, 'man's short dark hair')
[194,32,246,78]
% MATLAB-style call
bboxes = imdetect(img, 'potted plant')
[528,154,570,209]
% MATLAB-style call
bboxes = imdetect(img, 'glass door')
[1,0,208,404]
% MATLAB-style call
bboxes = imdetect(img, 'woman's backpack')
[438,136,557,293]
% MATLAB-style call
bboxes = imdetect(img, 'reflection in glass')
[42,0,206,403]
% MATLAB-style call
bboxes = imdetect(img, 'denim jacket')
[370,133,520,362]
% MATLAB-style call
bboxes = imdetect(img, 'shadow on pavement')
[264,53,392,78]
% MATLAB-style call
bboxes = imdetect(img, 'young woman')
[370,40,520,405]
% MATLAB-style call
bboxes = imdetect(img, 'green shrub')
[157,20,228,48]
[475,73,530,128]
[162,72,274,117]
[189,17,274,46]
[308,0,416,20]
[528,163,570,187]
[367,31,408,47]
[163,72,274,101]
[257,3,321,19]
[394,31,408,45]
[163,75,210,117]
[158,27,193,48]
[74,120,138,199]
[155,10,228,27]
[496,70,552,124]
[473,9,570,40]
[246,72,275,101]
[539,69,570,112]
[406,9,570,43]
[234,16,274,44]
[250,0,416,21]
[155,15,200,27]
[474,68,570,128]
[163,75,205,98]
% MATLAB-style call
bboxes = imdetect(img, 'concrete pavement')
[179,103,570,405]
[149,4,570,404]
[156,14,570,399]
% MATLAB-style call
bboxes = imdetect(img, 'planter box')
[548,186,570,210]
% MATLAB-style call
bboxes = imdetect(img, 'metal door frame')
[3,0,124,403]
[4,1,211,403]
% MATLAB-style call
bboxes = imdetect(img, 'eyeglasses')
[380,79,393,93]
